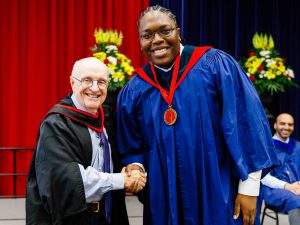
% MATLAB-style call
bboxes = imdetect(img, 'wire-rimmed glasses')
[72,76,109,89]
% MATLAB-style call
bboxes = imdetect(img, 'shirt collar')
[273,134,289,143]
[71,94,93,114]
[154,44,184,72]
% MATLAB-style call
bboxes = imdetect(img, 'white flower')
[108,68,114,75]
[246,72,251,77]
[285,69,295,79]
[266,59,276,67]
[259,71,265,78]
[105,45,118,53]
[107,56,117,65]
[265,59,272,63]
[259,50,271,57]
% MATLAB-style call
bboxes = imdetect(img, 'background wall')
[0,0,149,196]
[0,0,299,196]
[151,0,300,137]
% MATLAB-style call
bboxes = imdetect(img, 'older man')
[26,57,146,225]
[261,113,300,225]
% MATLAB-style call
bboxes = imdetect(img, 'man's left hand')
[233,193,257,225]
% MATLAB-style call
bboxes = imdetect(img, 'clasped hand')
[284,181,300,195]
[122,164,147,193]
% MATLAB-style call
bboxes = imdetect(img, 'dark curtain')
[150,0,300,139]
[0,0,149,196]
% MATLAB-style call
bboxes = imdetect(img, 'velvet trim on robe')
[116,46,278,225]
[47,96,104,132]
[261,138,300,213]
[26,94,128,225]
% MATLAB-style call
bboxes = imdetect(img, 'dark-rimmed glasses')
[72,76,109,89]
[139,27,177,42]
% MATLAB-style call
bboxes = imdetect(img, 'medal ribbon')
[135,46,212,106]
[150,55,180,105]
[134,54,179,106]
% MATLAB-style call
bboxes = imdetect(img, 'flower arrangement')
[239,33,297,95]
[91,28,135,91]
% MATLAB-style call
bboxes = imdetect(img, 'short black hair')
[137,5,177,28]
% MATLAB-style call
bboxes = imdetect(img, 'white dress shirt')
[260,135,289,189]
[72,94,124,203]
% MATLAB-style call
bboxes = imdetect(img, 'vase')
[259,94,275,119]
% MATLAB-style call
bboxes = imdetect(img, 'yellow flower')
[91,27,135,91]
[116,53,126,60]
[252,32,274,50]
[112,71,125,82]
[268,35,274,49]
[107,63,116,70]
[266,71,276,80]
[93,52,106,61]
[122,62,134,75]
[94,28,104,44]
[245,56,263,74]
[103,32,109,43]
[116,31,123,46]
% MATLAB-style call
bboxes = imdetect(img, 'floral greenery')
[91,28,134,91]
[239,33,298,95]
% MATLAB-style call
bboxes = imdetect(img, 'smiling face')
[70,57,109,114]
[138,10,181,68]
[274,113,294,141]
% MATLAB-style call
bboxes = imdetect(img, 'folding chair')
[261,203,279,225]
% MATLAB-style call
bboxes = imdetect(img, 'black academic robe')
[26,94,129,225]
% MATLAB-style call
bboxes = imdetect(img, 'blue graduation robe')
[117,46,278,225]
[261,138,300,213]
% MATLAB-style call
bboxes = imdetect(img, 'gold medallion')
[164,107,177,125]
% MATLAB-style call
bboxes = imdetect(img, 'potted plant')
[239,33,297,96]
[90,28,135,133]
[91,28,134,92]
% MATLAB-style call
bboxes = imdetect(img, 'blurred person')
[261,113,300,225]
[26,57,146,225]
[116,5,278,225]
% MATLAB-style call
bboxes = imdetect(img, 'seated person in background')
[261,113,300,225]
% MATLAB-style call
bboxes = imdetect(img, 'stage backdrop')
[0,0,149,196]
[151,0,300,138]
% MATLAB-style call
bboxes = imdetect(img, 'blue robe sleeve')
[208,50,277,180]
[116,82,145,166]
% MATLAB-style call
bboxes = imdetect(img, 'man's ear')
[177,28,181,42]
[70,76,75,91]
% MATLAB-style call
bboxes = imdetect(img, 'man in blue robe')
[116,5,278,225]
[261,113,300,225]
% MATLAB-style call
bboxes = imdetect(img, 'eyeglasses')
[72,76,109,89]
[139,27,177,42]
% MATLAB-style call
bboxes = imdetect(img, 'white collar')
[71,94,95,114]
[273,134,289,143]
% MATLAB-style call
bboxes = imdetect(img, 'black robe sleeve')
[26,113,91,224]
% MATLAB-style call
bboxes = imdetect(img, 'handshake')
[122,164,147,194]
